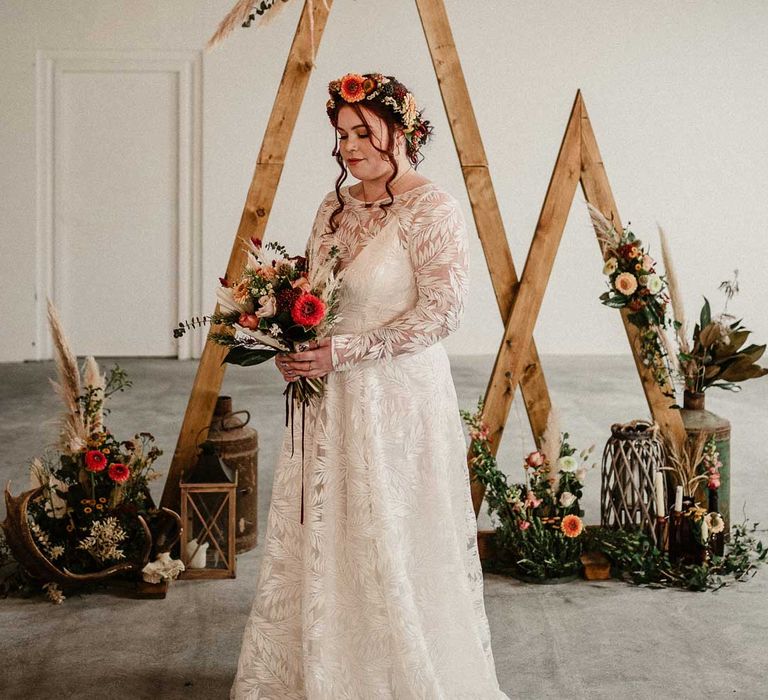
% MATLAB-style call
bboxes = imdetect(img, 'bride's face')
[335,105,402,182]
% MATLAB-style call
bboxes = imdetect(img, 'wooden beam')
[160,0,334,511]
[470,91,582,513]
[578,96,686,445]
[415,0,553,514]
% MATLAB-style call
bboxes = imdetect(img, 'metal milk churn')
[206,395,259,553]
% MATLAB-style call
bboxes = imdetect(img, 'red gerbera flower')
[291,293,326,327]
[108,463,131,483]
[85,450,107,473]
[339,73,365,102]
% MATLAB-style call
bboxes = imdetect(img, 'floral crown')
[326,72,432,159]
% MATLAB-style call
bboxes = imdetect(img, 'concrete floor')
[1,355,767,699]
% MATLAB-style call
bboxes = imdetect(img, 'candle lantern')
[601,420,666,547]
[178,442,237,579]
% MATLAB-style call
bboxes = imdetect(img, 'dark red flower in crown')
[108,463,131,483]
[85,450,107,473]
[291,293,326,327]
[339,74,365,102]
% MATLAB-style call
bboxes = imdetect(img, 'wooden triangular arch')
[470,90,687,528]
[160,0,685,521]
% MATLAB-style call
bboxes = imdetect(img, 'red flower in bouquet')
[560,514,583,538]
[85,450,107,473]
[108,463,131,483]
[238,313,260,330]
[277,287,303,314]
[291,293,326,328]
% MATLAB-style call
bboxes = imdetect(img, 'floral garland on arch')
[587,203,676,396]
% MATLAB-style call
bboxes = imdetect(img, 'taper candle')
[700,517,709,544]
[654,471,665,516]
[674,485,683,512]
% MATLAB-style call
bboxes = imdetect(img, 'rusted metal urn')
[206,396,259,553]
[680,390,731,534]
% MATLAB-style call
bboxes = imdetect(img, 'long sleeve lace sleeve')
[330,192,469,371]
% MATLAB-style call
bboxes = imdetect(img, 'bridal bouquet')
[461,400,596,581]
[174,236,343,418]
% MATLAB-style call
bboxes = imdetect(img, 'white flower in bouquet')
[255,294,277,318]
[645,274,663,294]
[575,467,588,484]
[557,455,578,472]
[704,512,725,534]
[559,491,576,508]
[602,257,618,275]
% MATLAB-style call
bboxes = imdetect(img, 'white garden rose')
[575,467,588,483]
[645,274,663,294]
[602,257,618,275]
[558,455,578,472]
[559,491,576,507]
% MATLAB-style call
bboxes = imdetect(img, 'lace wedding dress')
[231,182,508,699]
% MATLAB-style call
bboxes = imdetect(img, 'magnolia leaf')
[727,329,751,353]
[704,365,720,379]
[699,323,721,348]
[738,343,766,365]
[700,297,712,329]
[718,359,768,382]
[222,346,276,367]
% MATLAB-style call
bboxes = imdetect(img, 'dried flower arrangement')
[1,302,180,602]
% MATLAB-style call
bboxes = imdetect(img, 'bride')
[230,72,508,699]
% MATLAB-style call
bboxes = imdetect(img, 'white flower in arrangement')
[269,323,282,336]
[704,512,725,534]
[602,257,618,275]
[644,274,663,294]
[557,455,578,472]
[575,467,588,483]
[559,491,576,507]
[49,545,65,560]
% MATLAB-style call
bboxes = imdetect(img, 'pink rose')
[519,520,531,531]
[290,276,312,292]
[524,491,542,509]
[525,451,545,468]
[643,254,655,270]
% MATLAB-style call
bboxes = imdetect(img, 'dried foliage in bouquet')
[1,302,177,600]
[657,229,768,395]
[587,204,676,395]
[461,399,597,581]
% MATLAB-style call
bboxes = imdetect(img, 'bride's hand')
[281,337,333,380]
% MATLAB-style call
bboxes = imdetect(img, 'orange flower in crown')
[339,73,366,102]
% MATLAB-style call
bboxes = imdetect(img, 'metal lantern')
[601,420,666,547]
[178,443,237,579]
[205,396,259,554]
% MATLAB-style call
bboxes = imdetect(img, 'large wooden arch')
[161,1,686,527]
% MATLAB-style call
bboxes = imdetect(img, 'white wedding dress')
[231,182,508,699]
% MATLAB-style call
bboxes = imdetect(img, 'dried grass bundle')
[662,430,709,497]
[586,202,620,256]
[658,224,690,355]
[47,299,87,452]
[540,406,562,463]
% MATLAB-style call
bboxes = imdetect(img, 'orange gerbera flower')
[339,73,366,102]
[560,514,583,538]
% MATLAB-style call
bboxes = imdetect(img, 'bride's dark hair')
[326,100,428,234]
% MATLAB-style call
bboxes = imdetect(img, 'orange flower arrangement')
[339,73,365,102]
[560,514,584,538]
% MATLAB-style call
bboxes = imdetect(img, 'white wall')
[2,0,767,362]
